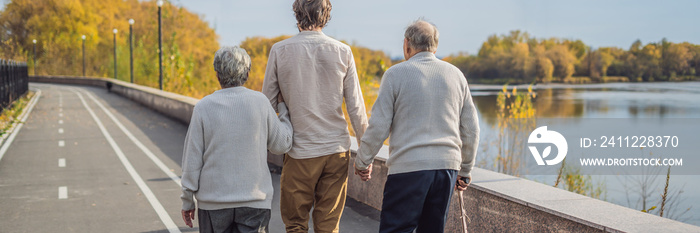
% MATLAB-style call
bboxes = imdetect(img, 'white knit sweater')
[356,52,480,178]
[181,87,293,210]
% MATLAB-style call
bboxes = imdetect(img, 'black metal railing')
[0,59,29,110]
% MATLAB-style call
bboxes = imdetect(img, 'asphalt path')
[0,83,379,233]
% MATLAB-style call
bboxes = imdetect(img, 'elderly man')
[354,20,480,233]
[262,0,368,232]
[180,46,293,233]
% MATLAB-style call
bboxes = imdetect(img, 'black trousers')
[198,207,271,233]
[379,169,457,233]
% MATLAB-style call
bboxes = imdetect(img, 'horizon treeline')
[444,30,700,83]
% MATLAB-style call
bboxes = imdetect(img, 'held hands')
[182,209,195,228]
[354,163,372,181]
[455,175,471,191]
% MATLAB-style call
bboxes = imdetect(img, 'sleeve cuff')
[458,170,472,179]
[181,190,196,210]
[354,155,372,170]
[182,201,195,211]
[277,102,287,113]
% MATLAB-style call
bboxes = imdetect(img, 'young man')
[354,20,480,233]
[181,46,293,233]
[262,0,368,232]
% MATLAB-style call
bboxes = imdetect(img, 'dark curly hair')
[293,0,332,31]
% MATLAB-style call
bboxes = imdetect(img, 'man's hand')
[354,163,372,181]
[277,92,285,103]
[182,209,195,228]
[455,175,470,191]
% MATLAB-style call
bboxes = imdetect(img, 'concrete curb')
[29,76,198,124]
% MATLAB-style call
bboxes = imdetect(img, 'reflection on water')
[474,84,700,123]
[470,82,700,226]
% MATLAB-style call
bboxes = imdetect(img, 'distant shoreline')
[470,81,700,92]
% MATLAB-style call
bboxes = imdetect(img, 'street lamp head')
[82,35,86,40]
[33,39,37,44]
[129,19,135,25]
[157,0,163,7]
[113,28,118,34]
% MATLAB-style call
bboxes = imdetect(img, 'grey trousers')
[198,207,271,233]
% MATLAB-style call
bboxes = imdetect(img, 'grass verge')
[0,92,35,138]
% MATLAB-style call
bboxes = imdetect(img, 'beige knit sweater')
[355,52,480,178]
[262,31,368,159]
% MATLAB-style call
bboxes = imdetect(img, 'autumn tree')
[0,0,220,98]
[444,31,699,84]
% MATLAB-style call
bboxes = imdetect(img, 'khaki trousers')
[280,151,349,233]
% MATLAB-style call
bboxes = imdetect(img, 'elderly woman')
[180,46,293,233]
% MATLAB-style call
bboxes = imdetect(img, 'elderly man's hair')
[293,0,332,30]
[213,46,251,88]
[404,19,439,52]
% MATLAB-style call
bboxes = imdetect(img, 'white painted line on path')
[59,113,63,117]
[58,186,67,199]
[0,89,42,163]
[58,128,64,134]
[83,91,182,187]
[70,89,181,233]
[58,158,66,167]
[58,120,63,124]
[58,140,65,147]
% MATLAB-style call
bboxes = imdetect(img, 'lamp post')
[32,39,37,75]
[113,28,118,80]
[157,0,164,90]
[82,35,86,77]
[129,19,135,83]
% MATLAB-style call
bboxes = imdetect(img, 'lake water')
[470,82,700,226]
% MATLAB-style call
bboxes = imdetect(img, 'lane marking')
[58,158,66,167]
[58,140,65,147]
[58,128,64,134]
[58,89,63,108]
[58,186,67,199]
[0,89,42,163]
[59,113,63,117]
[58,120,63,124]
[83,91,182,187]
[70,89,181,233]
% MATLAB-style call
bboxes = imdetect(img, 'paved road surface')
[0,83,379,233]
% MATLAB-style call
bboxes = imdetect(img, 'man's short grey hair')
[404,19,439,53]
[213,46,251,87]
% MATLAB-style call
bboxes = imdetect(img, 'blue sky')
[176,0,699,58]
[24,0,694,59]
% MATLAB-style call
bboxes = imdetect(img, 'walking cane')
[458,191,469,233]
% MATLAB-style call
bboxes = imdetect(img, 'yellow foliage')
[239,35,292,91]
[0,0,220,98]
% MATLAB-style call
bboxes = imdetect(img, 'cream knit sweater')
[181,86,293,210]
[356,52,480,178]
